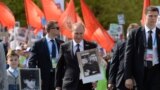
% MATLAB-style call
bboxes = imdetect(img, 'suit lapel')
[69,41,75,59]
[55,39,59,52]
[43,38,50,59]
[156,28,160,61]
[55,38,62,53]
[142,27,146,48]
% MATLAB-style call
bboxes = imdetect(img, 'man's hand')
[55,87,61,90]
[125,79,134,89]
[92,82,97,89]
[108,83,114,90]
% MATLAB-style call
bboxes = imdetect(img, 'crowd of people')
[0,6,160,90]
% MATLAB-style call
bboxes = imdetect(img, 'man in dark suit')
[124,6,160,90]
[108,23,139,90]
[28,21,64,90]
[108,41,126,90]
[55,22,97,90]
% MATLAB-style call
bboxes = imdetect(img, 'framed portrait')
[15,28,28,42]
[77,48,103,84]
[27,30,43,47]
[19,68,41,90]
[0,32,8,40]
[15,21,20,28]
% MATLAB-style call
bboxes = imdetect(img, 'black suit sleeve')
[55,45,65,87]
[108,43,120,85]
[28,42,39,68]
[124,30,135,79]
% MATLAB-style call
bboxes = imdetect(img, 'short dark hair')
[46,21,59,32]
[145,6,159,14]
[7,49,19,58]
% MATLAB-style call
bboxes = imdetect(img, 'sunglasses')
[51,27,59,30]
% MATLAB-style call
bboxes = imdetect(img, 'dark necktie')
[51,40,56,58]
[148,30,153,49]
[76,44,80,54]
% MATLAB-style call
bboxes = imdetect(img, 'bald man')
[55,23,97,90]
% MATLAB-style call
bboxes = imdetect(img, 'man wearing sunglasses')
[29,21,64,90]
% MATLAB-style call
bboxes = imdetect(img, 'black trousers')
[144,64,160,90]
[42,69,55,90]
[77,80,93,90]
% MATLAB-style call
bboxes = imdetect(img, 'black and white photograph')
[81,53,100,77]
[27,30,43,47]
[15,21,20,28]
[19,68,41,90]
[77,48,103,84]
[15,27,28,42]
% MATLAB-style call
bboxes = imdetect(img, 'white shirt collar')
[8,67,18,73]
[46,34,55,42]
[145,25,156,33]
[73,40,84,48]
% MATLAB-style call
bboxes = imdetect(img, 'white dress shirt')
[145,25,159,65]
[8,67,19,77]
[73,40,84,55]
[46,34,58,59]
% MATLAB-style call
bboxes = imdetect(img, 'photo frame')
[77,48,103,84]
[15,28,28,42]
[19,68,41,90]
[0,32,8,40]
[15,21,20,28]
[27,30,43,47]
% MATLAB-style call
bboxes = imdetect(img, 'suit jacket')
[28,38,63,89]
[124,27,160,89]
[55,40,97,90]
[6,70,19,90]
[0,42,8,90]
[109,41,126,89]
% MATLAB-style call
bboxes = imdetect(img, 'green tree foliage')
[72,0,160,30]
[1,0,160,30]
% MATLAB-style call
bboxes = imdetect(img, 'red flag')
[0,2,15,29]
[141,0,150,26]
[41,0,62,21]
[80,0,100,40]
[80,0,114,51]
[24,0,44,30]
[58,0,76,38]
[92,29,115,52]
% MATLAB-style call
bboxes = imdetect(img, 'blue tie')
[51,40,56,58]
[76,44,80,54]
[13,69,18,77]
